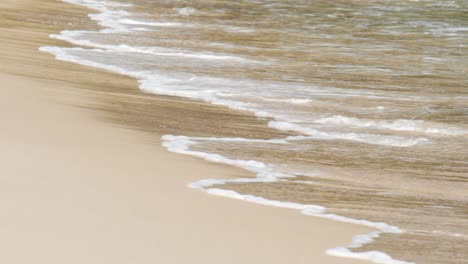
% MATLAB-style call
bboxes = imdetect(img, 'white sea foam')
[204,188,326,213]
[222,26,256,33]
[261,98,312,104]
[57,0,255,63]
[327,248,414,264]
[327,231,413,264]
[118,18,185,27]
[181,136,291,144]
[39,46,141,78]
[62,0,131,32]
[162,135,269,174]
[316,115,467,136]
[175,7,197,16]
[50,31,253,62]
[269,121,429,147]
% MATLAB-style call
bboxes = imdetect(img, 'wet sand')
[0,1,371,264]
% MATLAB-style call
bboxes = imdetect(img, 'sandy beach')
[0,1,372,263]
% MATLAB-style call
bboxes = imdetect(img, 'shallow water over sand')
[43,0,467,263]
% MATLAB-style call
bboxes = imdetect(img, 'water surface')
[44,0,468,263]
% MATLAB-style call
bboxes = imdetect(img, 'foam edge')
[161,134,415,264]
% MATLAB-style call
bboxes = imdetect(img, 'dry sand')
[0,0,372,263]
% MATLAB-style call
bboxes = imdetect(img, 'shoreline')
[0,0,382,263]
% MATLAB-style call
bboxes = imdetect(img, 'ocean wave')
[269,121,429,147]
[58,1,255,62]
[315,115,467,136]
[50,31,254,62]
[39,46,261,118]
[41,45,430,150]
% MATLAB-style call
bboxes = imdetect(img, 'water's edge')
[39,1,415,263]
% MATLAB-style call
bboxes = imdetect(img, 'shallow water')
[43,0,468,263]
